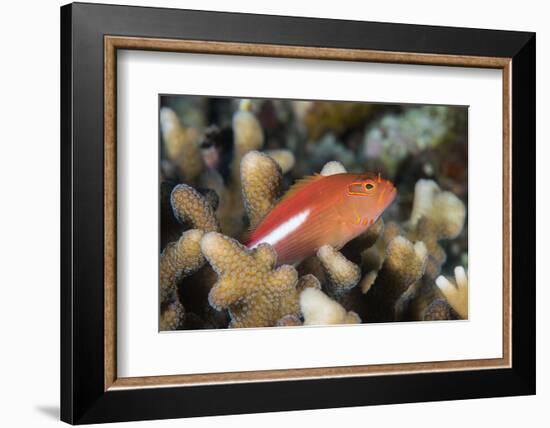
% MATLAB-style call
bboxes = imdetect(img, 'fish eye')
[364,181,376,191]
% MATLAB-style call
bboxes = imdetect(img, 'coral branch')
[170,184,219,232]
[435,266,468,319]
[296,274,322,292]
[201,232,300,328]
[317,245,361,295]
[364,236,428,322]
[422,298,453,321]
[265,149,296,174]
[231,101,264,182]
[300,288,361,325]
[241,151,282,227]
[160,107,203,183]
[159,290,185,331]
[159,229,206,330]
[408,179,466,278]
[160,229,205,299]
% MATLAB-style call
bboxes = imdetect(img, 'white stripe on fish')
[249,209,310,249]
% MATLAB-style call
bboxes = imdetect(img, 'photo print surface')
[159,95,468,331]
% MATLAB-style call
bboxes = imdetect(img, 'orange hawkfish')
[245,172,397,265]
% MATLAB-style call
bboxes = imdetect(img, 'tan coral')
[201,232,300,328]
[159,229,206,330]
[359,270,379,295]
[342,217,384,266]
[159,290,185,331]
[160,229,205,300]
[300,287,361,325]
[159,107,203,183]
[265,149,296,174]
[276,314,303,327]
[407,179,466,278]
[296,274,322,292]
[213,102,265,236]
[422,298,453,321]
[364,236,428,322]
[241,151,282,227]
[317,245,361,295]
[409,179,441,228]
[231,100,264,181]
[435,266,468,319]
[170,184,219,232]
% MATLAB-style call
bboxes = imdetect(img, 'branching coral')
[170,184,220,232]
[159,229,206,330]
[276,314,302,327]
[160,182,184,249]
[422,298,453,321]
[211,102,266,237]
[265,149,295,175]
[343,217,385,267]
[160,107,203,183]
[158,98,468,330]
[407,179,466,278]
[317,245,361,295]
[364,236,428,322]
[300,287,361,325]
[159,289,186,331]
[200,232,300,328]
[356,179,465,322]
[160,229,205,299]
[159,185,220,331]
[435,266,468,319]
[296,274,322,292]
[241,151,282,228]
[231,100,264,183]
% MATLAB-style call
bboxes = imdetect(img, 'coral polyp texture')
[231,100,264,182]
[170,184,220,233]
[159,229,205,330]
[436,266,468,319]
[317,245,361,295]
[407,179,466,279]
[241,151,282,227]
[159,95,469,330]
[201,232,300,328]
[364,236,428,322]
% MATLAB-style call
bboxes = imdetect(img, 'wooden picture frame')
[61,2,535,424]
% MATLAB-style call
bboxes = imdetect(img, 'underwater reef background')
[159,96,468,330]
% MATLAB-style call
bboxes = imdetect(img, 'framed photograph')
[60,2,535,424]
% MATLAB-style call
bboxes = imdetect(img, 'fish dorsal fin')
[278,173,324,205]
